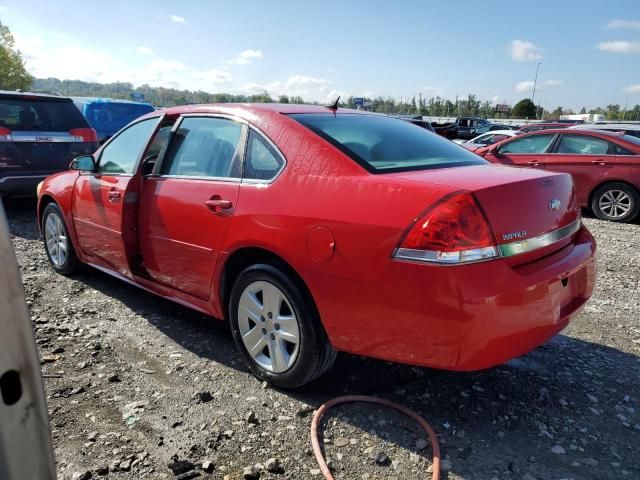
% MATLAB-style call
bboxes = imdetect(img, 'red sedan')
[477,129,640,222]
[37,104,596,388]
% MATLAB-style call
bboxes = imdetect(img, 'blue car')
[72,97,155,143]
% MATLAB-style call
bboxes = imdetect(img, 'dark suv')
[0,91,98,196]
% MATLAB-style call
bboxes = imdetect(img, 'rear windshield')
[0,98,88,131]
[82,102,155,133]
[290,113,486,173]
[622,134,640,145]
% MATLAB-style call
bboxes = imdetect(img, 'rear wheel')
[229,264,336,389]
[42,203,81,275]
[591,183,639,223]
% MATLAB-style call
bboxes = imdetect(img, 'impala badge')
[549,199,561,211]
[502,231,527,241]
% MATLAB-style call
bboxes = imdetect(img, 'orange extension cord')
[311,395,441,480]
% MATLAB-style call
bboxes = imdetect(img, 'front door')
[546,133,618,204]
[138,116,246,300]
[484,133,556,169]
[72,116,161,276]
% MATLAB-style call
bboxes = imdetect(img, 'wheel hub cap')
[599,190,631,219]
[44,212,67,267]
[238,281,300,373]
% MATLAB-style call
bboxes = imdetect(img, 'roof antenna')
[325,96,340,112]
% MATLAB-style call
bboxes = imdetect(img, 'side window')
[499,134,555,154]
[610,143,634,155]
[98,117,160,174]
[161,117,243,178]
[244,130,284,181]
[556,134,609,155]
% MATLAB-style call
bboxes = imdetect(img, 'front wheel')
[229,264,336,389]
[41,203,81,275]
[591,183,639,223]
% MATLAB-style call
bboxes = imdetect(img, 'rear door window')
[499,134,555,154]
[290,113,485,173]
[160,117,243,178]
[243,130,284,181]
[556,134,611,155]
[0,98,88,131]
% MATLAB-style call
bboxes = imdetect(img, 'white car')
[453,130,520,151]
[568,123,640,139]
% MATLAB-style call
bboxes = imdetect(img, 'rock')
[87,431,99,442]
[242,465,259,479]
[334,437,349,447]
[71,471,92,480]
[201,460,214,473]
[441,459,452,471]
[551,445,566,455]
[416,439,428,450]
[176,472,201,480]
[108,373,121,383]
[194,391,213,404]
[168,459,197,476]
[309,469,322,476]
[581,458,599,466]
[375,451,391,466]
[95,466,109,476]
[265,457,281,472]
[245,411,258,424]
[119,459,132,472]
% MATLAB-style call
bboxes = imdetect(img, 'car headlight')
[36,181,43,197]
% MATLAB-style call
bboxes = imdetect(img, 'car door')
[483,133,556,168]
[546,133,617,204]
[138,115,245,300]
[72,116,161,276]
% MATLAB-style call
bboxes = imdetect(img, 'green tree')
[0,21,33,90]
[511,98,537,119]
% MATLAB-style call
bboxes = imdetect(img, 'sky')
[1,0,639,110]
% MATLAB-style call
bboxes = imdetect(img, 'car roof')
[0,90,72,102]
[524,128,625,137]
[477,130,517,136]
[71,96,154,107]
[569,123,640,131]
[144,103,381,121]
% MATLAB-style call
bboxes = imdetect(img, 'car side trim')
[497,218,582,257]
[0,174,47,183]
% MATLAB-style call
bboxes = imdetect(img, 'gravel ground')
[3,197,639,480]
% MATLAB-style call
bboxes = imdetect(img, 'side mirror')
[70,155,96,172]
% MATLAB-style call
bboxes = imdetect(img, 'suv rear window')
[290,113,486,173]
[0,97,88,132]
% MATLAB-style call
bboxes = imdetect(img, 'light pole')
[531,62,542,105]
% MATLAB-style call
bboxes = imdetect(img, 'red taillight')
[69,128,98,143]
[0,127,11,141]
[394,191,499,264]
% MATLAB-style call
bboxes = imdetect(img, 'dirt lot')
[4,197,639,480]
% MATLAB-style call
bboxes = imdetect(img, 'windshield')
[83,102,155,135]
[289,113,486,173]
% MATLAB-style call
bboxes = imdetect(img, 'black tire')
[229,264,336,389]
[41,203,82,275]
[591,182,640,223]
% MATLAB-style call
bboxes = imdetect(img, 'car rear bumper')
[318,225,596,371]
[0,175,47,196]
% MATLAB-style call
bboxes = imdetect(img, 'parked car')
[434,117,516,140]
[453,130,520,151]
[37,104,596,388]
[476,129,640,222]
[0,202,56,479]
[0,91,98,196]
[397,115,436,133]
[519,123,573,134]
[72,97,155,143]
[569,123,640,139]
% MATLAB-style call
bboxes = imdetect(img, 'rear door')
[138,116,245,300]
[484,133,556,168]
[72,116,161,276]
[546,133,617,204]
[0,94,97,183]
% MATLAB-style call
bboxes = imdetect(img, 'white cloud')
[515,79,562,93]
[229,49,263,65]
[137,46,155,56]
[607,19,640,30]
[510,40,542,61]
[625,84,640,93]
[597,41,640,53]
[421,85,444,96]
[515,80,535,93]
[169,15,186,24]
[236,75,340,102]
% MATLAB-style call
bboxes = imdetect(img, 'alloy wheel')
[44,212,67,267]
[598,189,631,219]
[237,280,300,373]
